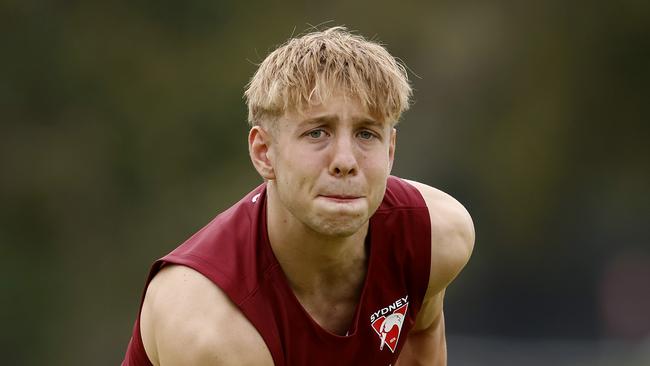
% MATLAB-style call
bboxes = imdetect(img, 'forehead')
[280,92,390,129]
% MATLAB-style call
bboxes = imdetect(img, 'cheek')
[361,150,391,175]
[275,150,314,190]
[360,150,392,201]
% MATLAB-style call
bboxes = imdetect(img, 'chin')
[309,215,368,238]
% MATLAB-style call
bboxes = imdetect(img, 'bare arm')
[398,180,475,366]
[396,291,447,366]
[140,265,273,366]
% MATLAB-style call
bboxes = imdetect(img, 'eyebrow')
[355,118,384,128]
[298,114,382,128]
[299,115,338,127]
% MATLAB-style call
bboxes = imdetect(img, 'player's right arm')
[140,265,274,366]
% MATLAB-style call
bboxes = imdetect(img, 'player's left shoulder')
[404,178,475,291]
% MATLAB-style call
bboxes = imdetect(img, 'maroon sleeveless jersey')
[123,176,431,365]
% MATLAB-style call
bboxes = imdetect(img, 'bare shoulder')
[140,264,273,366]
[404,179,475,292]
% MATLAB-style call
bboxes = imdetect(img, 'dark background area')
[2,1,649,365]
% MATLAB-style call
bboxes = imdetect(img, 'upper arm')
[140,265,273,366]
[397,180,474,365]
[405,179,475,330]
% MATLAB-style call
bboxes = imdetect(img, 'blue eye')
[308,130,324,139]
[358,130,374,140]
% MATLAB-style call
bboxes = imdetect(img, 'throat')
[293,274,367,335]
[281,240,370,335]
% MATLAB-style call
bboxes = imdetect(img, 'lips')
[320,194,361,199]
[318,194,364,204]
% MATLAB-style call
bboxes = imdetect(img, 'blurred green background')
[2,0,649,365]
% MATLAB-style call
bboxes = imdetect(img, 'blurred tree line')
[1,0,648,364]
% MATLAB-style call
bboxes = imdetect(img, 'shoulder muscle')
[405,179,475,292]
[140,265,273,366]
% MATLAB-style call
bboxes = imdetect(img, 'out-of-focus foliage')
[1,0,648,364]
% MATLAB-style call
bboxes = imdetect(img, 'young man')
[123,27,474,365]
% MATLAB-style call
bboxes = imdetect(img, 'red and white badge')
[370,296,409,353]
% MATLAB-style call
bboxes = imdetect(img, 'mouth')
[318,194,363,203]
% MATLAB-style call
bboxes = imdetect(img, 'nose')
[328,135,359,177]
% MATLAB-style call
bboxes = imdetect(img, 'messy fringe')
[244,26,412,126]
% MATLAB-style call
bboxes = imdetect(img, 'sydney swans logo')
[370,296,409,353]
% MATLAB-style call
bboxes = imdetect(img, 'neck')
[265,181,369,295]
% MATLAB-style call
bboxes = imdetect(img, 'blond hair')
[244,26,412,126]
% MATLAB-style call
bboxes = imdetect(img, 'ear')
[249,126,276,180]
[388,127,397,173]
